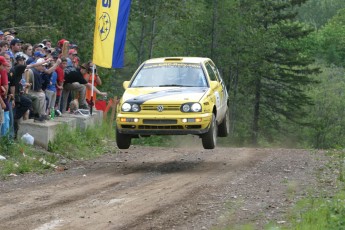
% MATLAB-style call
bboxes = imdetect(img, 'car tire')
[202,114,217,149]
[218,108,230,137]
[116,128,132,149]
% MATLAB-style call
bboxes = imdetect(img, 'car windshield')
[130,63,208,87]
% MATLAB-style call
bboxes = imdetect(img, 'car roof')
[143,57,211,65]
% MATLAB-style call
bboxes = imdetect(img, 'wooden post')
[110,96,118,128]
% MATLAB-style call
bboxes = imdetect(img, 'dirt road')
[0,145,330,230]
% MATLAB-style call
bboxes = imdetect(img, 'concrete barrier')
[17,110,104,149]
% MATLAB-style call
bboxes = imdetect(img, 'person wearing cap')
[0,31,4,41]
[10,38,23,56]
[62,64,106,113]
[8,54,32,137]
[67,48,78,68]
[26,50,45,65]
[25,57,60,122]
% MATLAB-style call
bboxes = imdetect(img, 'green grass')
[269,149,345,230]
[0,120,117,179]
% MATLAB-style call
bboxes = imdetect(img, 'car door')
[204,61,228,121]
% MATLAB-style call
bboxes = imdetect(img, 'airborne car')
[116,57,229,149]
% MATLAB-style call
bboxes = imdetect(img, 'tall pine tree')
[243,0,320,145]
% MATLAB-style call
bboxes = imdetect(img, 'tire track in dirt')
[0,147,315,230]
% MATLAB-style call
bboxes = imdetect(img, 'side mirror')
[123,81,130,89]
[210,81,218,89]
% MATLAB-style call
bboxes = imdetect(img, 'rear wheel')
[202,114,217,149]
[218,108,230,137]
[116,128,132,149]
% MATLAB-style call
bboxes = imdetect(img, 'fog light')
[195,118,202,122]
[134,118,139,122]
[182,118,187,123]
[120,118,127,122]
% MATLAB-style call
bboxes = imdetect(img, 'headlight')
[191,103,201,112]
[121,103,141,112]
[182,104,190,112]
[122,103,131,112]
[132,104,140,112]
[181,103,202,112]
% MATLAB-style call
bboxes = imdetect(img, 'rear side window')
[205,62,218,81]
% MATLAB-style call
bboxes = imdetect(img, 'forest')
[1,0,345,149]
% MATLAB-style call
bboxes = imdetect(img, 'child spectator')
[44,59,59,116]
[82,62,103,106]
[55,56,67,112]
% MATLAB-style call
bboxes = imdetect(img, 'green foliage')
[1,0,345,147]
[285,151,345,229]
[300,63,345,148]
[0,136,59,178]
[49,121,116,160]
[315,8,345,66]
[297,0,345,28]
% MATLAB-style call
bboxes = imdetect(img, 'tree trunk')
[252,77,261,146]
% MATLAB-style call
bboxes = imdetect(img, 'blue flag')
[93,0,131,68]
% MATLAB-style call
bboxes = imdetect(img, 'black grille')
[143,119,177,124]
[138,125,183,129]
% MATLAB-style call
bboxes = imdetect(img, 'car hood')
[122,87,208,104]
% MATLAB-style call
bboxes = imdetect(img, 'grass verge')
[0,120,117,179]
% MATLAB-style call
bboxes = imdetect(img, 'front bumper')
[116,113,212,135]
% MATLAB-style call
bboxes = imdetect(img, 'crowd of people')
[0,29,107,139]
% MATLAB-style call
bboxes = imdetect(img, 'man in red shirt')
[55,57,67,112]
[0,55,10,136]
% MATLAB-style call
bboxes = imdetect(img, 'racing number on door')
[214,91,221,109]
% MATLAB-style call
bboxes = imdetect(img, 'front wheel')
[116,128,132,149]
[201,114,217,149]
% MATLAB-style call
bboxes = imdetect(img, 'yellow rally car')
[116,57,229,149]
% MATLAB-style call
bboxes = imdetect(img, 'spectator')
[62,65,106,113]
[0,31,4,41]
[42,39,52,49]
[0,96,5,137]
[55,57,67,112]
[22,43,33,61]
[4,35,14,46]
[42,58,61,116]
[10,38,23,57]
[24,58,52,122]
[8,29,18,37]
[67,49,78,67]
[0,41,8,53]
[82,62,103,105]
[26,50,45,65]
[8,54,32,138]
[0,55,10,135]
[0,56,9,136]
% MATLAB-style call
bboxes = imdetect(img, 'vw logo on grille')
[157,105,164,112]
